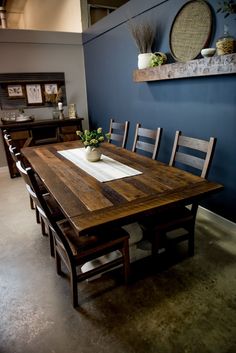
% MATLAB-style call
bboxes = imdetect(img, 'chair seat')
[44,194,65,222]
[26,167,130,308]
[35,174,48,194]
[58,221,129,258]
[139,131,216,258]
[141,206,194,232]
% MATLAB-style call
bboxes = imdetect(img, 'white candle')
[58,102,63,110]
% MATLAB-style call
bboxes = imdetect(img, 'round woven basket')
[169,0,212,62]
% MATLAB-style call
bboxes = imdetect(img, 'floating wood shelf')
[133,53,236,82]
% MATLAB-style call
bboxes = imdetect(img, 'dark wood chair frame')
[132,123,162,160]
[16,159,64,254]
[27,168,130,308]
[8,142,36,211]
[4,132,13,148]
[16,159,48,234]
[142,130,217,257]
[108,118,129,148]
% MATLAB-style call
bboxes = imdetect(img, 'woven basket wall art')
[169,0,212,62]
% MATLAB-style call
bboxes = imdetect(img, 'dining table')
[21,140,223,236]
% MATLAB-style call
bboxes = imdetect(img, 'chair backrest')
[17,160,54,234]
[25,183,48,223]
[132,123,162,160]
[26,167,74,260]
[16,159,39,191]
[108,118,129,148]
[4,132,13,147]
[169,131,216,179]
[9,145,21,163]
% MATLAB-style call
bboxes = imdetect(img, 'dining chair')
[140,130,217,257]
[3,131,13,148]
[16,160,65,255]
[9,144,21,163]
[108,118,129,148]
[27,167,130,308]
[132,123,162,160]
[8,143,40,213]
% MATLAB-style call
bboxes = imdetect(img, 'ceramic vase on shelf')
[52,108,59,120]
[138,52,167,69]
[85,146,101,162]
[216,24,235,56]
[138,53,153,69]
[58,102,65,120]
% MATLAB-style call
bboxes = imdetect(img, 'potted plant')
[129,21,167,69]
[76,128,110,162]
[44,87,64,119]
[149,52,167,67]
[129,21,156,69]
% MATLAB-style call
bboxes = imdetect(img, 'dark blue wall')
[83,0,236,222]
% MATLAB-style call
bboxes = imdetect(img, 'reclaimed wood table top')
[21,141,223,235]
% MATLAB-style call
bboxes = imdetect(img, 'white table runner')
[58,148,142,182]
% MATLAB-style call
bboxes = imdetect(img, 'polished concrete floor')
[0,168,236,353]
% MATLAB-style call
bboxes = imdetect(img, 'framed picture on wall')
[44,83,58,95]
[26,84,43,104]
[7,85,24,98]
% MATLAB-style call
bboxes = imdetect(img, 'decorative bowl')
[201,48,216,58]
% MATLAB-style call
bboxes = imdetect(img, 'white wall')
[0,29,88,168]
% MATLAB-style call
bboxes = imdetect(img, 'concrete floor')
[0,168,236,353]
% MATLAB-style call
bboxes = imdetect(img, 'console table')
[0,117,83,178]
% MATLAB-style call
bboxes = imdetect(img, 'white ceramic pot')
[85,146,101,162]
[138,53,153,69]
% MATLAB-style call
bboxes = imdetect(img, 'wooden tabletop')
[21,141,223,235]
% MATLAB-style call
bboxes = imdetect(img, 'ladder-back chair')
[141,131,217,257]
[16,160,64,255]
[108,118,129,148]
[132,123,162,160]
[27,168,130,308]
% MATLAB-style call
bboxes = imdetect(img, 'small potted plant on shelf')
[129,21,156,69]
[129,21,167,69]
[149,52,167,67]
[76,128,110,162]
[44,87,63,119]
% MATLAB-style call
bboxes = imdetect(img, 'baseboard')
[198,206,236,233]
[0,166,8,174]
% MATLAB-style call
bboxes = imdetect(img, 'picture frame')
[68,103,77,119]
[26,84,43,105]
[44,83,58,95]
[7,85,24,98]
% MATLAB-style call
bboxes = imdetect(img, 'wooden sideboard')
[0,117,83,178]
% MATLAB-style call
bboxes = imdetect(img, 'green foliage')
[76,128,110,148]
[217,1,236,18]
[150,54,165,67]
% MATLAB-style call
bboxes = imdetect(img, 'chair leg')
[70,266,78,308]
[188,225,195,257]
[152,229,163,257]
[56,251,62,276]
[122,239,130,284]
[49,228,55,257]
[29,195,35,210]
[35,207,40,224]
[40,217,47,236]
